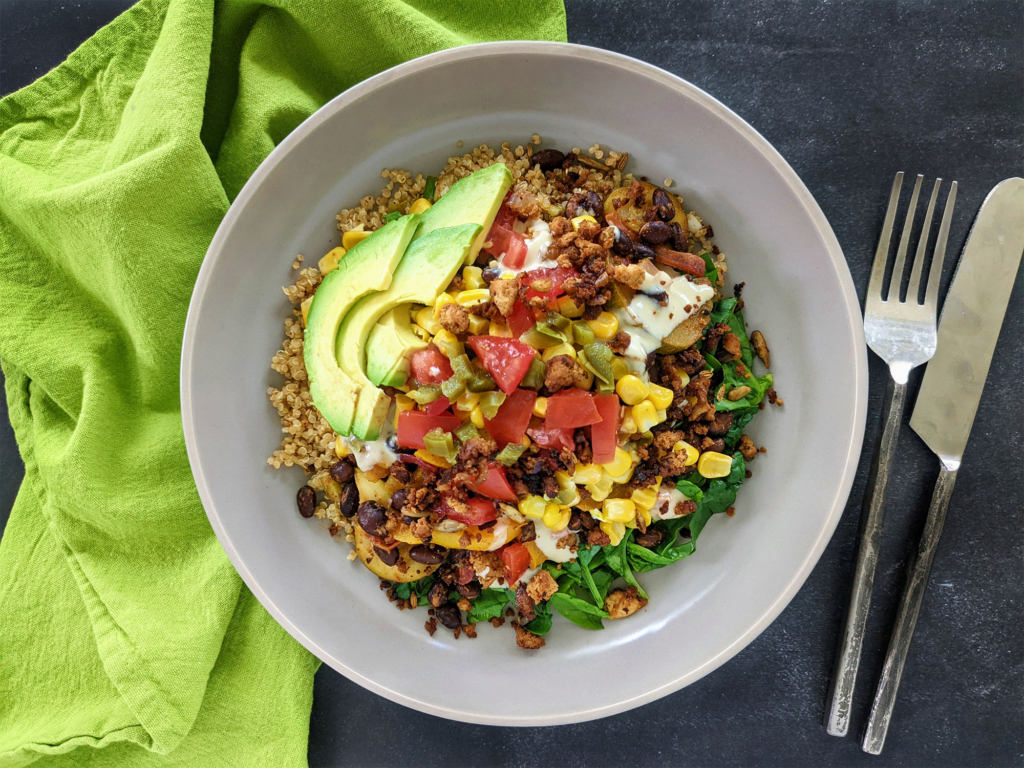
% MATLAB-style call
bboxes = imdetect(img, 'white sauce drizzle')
[511,566,539,588]
[532,519,575,563]
[485,518,514,551]
[651,485,693,521]
[339,402,398,471]
[501,218,559,274]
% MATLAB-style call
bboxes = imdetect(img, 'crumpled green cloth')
[0,1,566,765]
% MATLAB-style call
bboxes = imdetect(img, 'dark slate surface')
[1,1,1021,765]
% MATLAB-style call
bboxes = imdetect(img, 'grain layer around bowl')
[181,42,865,724]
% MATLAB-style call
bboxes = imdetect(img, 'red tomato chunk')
[591,394,620,464]
[467,336,537,394]
[410,346,453,384]
[473,462,519,502]
[484,389,537,448]
[500,542,531,585]
[544,389,601,429]
[444,496,497,526]
[396,411,461,450]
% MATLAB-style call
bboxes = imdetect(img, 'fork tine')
[887,174,923,301]
[907,179,941,304]
[868,173,904,300]
[924,180,958,313]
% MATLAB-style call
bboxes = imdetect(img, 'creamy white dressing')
[651,485,693,521]
[511,566,539,588]
[339,402,398,471]
[532,519,575,563]
[500,218,559,274]
[485,518,515,551]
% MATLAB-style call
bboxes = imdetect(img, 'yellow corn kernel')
[677,371,691,389]
[456,288,491,308]
[488,319,513,338]
[533,397,548,418]
[470,406,486,429]
[571,214,598,231]
[573,464,604,486]
[542,343,577,362]
[615,374,650,405]
[462,266,485,290]
[520,435,532,449]
[542,503,571,531]
[433,292,457,317]
[557,295,585,318]
[686,395,698,406]
[586,311,619,340]
[600,520,626,546]
[318,246,346,275]
[632,401,659,433]
[415,306,442,335]
[433,329,463,359]
[698,451,734,479]
[519,496,547,520]
[468,314,488,335]
[620,413,638,435]
[674,440,700,466]
[395,394,416,413]
[610,356,629,380]
[602,447,633,478]
[409,197,432,215]
[455,392,481,412]
[626,507,652,529]
[410,323,432,343]
[573,350,595,390]
[631,486,659,510]
[602,498,636,524]
[334,440,351,458]
[414,448,452,468]
[586,474,615,502]
[300,296,313,326]
[647,382,674,410]
[341,228,371,250]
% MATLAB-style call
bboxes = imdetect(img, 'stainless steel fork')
[825,173,958,737]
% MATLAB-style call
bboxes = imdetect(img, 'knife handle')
[825,376,907,736]
[862,463,959,754]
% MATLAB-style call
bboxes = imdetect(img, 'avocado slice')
[364,306,427,388]
[303,215,420,434]
[415,162,512,264]
[336,223,482,440]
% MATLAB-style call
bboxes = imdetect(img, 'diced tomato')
[527,425,576,452]
[522,266,575,302]
[444,496,497,526]
[544,389,602,429]
[501,232,528,269]
[500,542,531,585]
[410,345,453,384]
[492,200,517,230]
[484,388,537,448]
[591,394,620,464]
[472,462,519,502]
[423,395,451,416]
[396,411,462,450]
[467,336,537,394]
[507,300,536,338]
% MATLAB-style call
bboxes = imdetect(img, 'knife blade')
[909,177,1024,467]
[862,177,1024,755]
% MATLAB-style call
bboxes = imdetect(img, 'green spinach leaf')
[549,592,608,630]
[525,600,552,635]
[465,588,514,624]
[392,574,435,602]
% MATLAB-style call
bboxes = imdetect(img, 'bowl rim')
[181,40,868,726]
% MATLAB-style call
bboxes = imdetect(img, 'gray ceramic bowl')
[181,42,867,725]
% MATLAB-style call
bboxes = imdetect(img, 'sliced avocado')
[303,215,420,434]
[336,223,482,440]
[364,305,427,387]
[415,162,512,263]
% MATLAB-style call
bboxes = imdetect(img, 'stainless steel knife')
[862,177,1024,755]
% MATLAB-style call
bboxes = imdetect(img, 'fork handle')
[862,464,958,754]
[825,376,907,736]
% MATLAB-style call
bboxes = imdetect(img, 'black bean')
[329,459,354,485]
[585,190,603,215]
[670,222,687,251]
[409,545,446,566]
[357,501,388,536]
[561,151,577,170]
[296,486,316,518]
[390,488,408,512]
[373,545,399,566]
[612,228,634,256]
[640,220,673,244]
[427,581,449,608]
[705,437,726,454]
[633,242,657,261]
[532,148,566,171]
[435,603,462,630]
[385,435,399,452]
[455,581,481,599]
[652,188,674,220]
[338,482,359,517]
[481,265,502,284]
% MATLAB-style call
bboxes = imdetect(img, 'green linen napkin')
[0,1,566,766]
